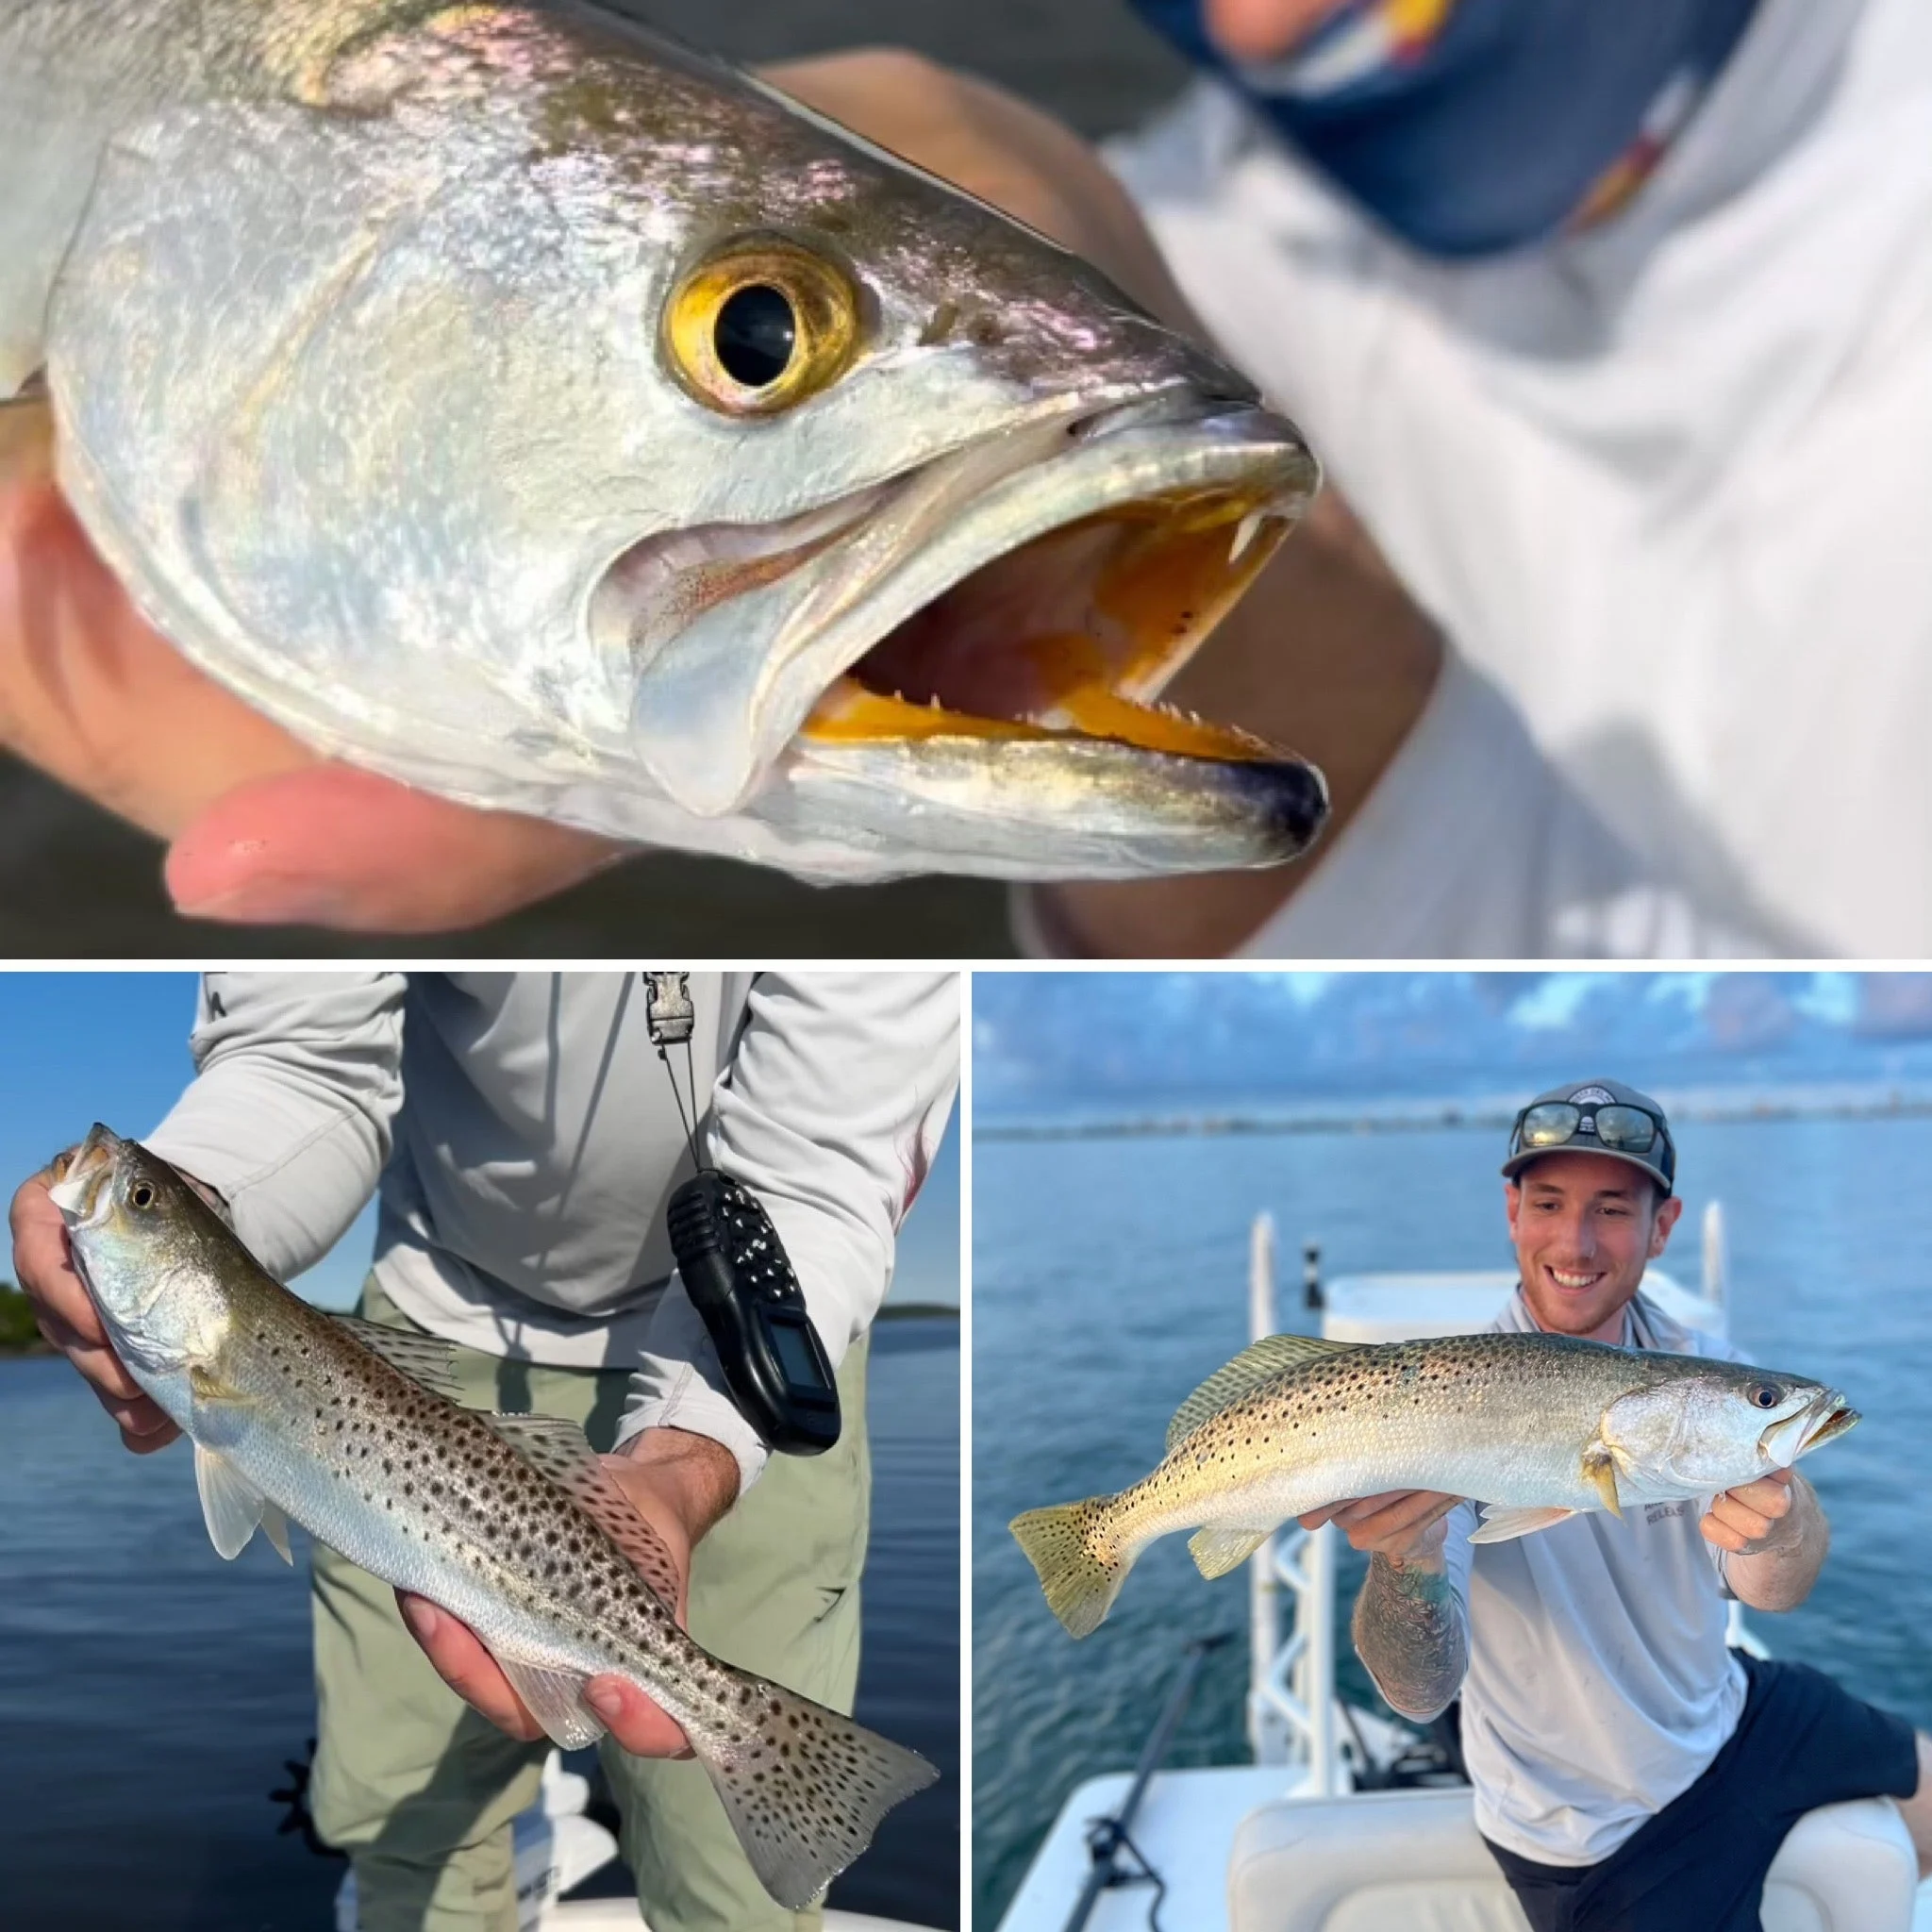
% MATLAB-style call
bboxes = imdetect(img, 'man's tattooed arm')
[1351,1552,1468,1722]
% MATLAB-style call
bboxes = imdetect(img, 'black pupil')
[1756,1387,1776,1407]
[714,285,797,389]
[132,1186,152,1207]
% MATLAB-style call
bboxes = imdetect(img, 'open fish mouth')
[599,387,1329,871]
[1795,1402,1859,1454]
[47,1124,122,1226]
[1759,1394,1859,1466]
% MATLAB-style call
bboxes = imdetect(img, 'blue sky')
[0,974,958,1310]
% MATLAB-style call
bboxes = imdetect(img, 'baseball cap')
[1501,1078,1675,1196]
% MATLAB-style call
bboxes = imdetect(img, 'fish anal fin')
[1581,1443,1623,1518]
[1167,1333,1357,1452]
[330,1315,465,1401]
[195,1441,270,1559]
[491,1653,606,1750]
[1188,1524,1273,1579]
[484,1414,683,1608]
[260,1503,293,1565]
[1469,1504,1580,1545]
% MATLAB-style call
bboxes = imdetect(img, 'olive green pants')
[308,1278,871,1932]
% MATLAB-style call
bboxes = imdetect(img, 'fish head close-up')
[42,2,1326,883]
[1600,1357,1859,1494]
[46,1124,232,1374]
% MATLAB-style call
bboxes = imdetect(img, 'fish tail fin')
[691,1680,937,1910]
[1008,1497,1130,1639]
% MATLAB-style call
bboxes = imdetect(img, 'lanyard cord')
[642,971,710,1177]
[658,1030,708,1177]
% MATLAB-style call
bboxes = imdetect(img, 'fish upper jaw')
[47,1123,122,1227]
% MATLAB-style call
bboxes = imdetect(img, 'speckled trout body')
[50,1125,933,1907]
[1011,1330,1857,1638]
[0,0,1326,883]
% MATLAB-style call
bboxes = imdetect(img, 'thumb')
[165,764,625,931]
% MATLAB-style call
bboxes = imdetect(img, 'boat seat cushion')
[1227,1786,1916,1932]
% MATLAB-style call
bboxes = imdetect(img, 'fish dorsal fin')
[330,1315,464,1402]
[484,1414,684,1609]
[1167,1334,1357,1452]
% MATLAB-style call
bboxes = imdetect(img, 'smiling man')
[1303,1078,1932,1931]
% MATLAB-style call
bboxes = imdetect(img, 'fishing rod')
[1062,1631,1232,1932]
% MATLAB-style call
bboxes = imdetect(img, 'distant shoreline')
[979,1088,1932,1143]
[0,1294,957,1360]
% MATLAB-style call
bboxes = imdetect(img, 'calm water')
[972,1114,1932,1924]
[0,1319,958,1932]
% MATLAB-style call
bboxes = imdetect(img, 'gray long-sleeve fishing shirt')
[143,971,958,1494]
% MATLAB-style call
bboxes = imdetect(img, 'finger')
[1700,1512,1749,1554]
[1703,1498,1772,1548]
[89,1373,177,1441]
[9,1181,113,1351]
[397,1595,545,1741]
[114,1410,182,1455]
[1729,1475,1792,1516]
[166,765,626,932]
[585,1676,693,1758]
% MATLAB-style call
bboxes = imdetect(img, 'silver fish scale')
[210,1295,746,1732]
[1105,1334,1700,1553]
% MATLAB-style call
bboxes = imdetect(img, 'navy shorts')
[1482,1654,1921,1932]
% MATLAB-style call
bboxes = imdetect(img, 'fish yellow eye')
[130,1182,156,1209]
[664,240,860,417]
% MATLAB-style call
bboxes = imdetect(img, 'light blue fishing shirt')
[1430,1289,1748,1864]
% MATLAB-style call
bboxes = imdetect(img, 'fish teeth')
[1230,509,1265,562]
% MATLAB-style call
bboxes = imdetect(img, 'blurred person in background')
[6,3,1925,956]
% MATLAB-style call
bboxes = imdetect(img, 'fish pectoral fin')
[329,1316,465,1402]
[189,1362,255,1406]
[1188,1524,1273,1579]
[1581,1444,1623,1518]
[1166,1333,1357,1452]
[1468,1504,1580,1545]
[491,1653,607,1751]
[484,1414,683,1607]
[194,1442,273,1561]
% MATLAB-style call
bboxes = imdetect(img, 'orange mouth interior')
[799,490,1291,761]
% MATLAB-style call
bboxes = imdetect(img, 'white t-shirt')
[1429,1291,1747,1866]
[1110,0,1932,958]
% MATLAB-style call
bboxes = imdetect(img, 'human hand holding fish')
[10,1150,203,1452]
[1298,1488,1466,1565]
[399,1425,738,1758]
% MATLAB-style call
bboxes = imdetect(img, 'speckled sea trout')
[49,1125,934,1907]
[1011,1330,1857,1639]
[0,0,1326,882]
